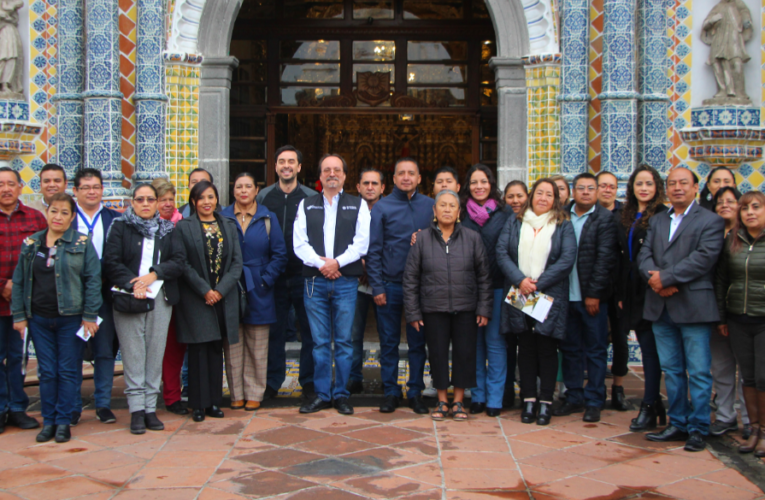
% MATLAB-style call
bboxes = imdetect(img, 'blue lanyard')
[77,207,102,235]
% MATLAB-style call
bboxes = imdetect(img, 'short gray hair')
[435,189,459,204]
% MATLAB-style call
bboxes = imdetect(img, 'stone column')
[134,0,168,182]
[84,0,128,199]
[53,0,85,183]
[490,57,527,188]
[637,0,669,173]
[598,0,639,184]
[558,0,590,180]
[198,56,238,205]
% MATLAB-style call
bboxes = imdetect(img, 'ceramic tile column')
[490,57,528,187]
[558,0,590,180]
[84,0,128,198]
[53,0,85,182]
[637,0,669,173]
[134,0,168,182]
[598,0,639,183]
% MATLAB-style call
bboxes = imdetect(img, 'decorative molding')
[521,0,559,55]
[167,0,205,54]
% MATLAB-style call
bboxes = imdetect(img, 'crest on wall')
[356,71,391,107]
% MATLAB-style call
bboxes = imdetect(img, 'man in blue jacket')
[367,157,434,414]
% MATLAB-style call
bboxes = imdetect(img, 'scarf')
[119,206,174,239]
[518,209,556,280]
[467,198,497,227]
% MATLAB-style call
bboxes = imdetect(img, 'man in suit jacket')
[638,167,725,452]
[71,169,122,426]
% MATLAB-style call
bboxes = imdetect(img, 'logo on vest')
[342,205,358,210]
[306,205,324,210]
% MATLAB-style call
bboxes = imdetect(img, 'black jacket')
[461,205,515,290]
[402,221,492,322]
[257,182,317,278]
[102,219,185,305]
[571,203,619,301]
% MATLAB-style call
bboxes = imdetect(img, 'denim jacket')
[11,226,103,322]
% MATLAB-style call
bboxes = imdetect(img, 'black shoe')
[646,425,689,442]
[521,400,537,424]
[96,408,116,424]
[710,419,738,436]
[408,395,429,414]
[205,406,224,418]
[684,431,706,452]
[470,402,486,415]
[165,401,189,415]
[6,411,40,429]
[300,396,332,414]
[70,411,81,426]
[486,407,502,417]
[553,401,584,416]
[655,398,667,426]
[192,409,205,422]
[334,397,354,415]
[346,379,364,395]
[263,386,278,400]
[130,411,146,435]
[54,424,71,443]
[630,401,658,432]
[610,386,630,411]
[0,412,5,433]
[301,382,316,398]
[144,412,164,431]
[583,406,601,422]
[503,387,516,409]
[36,425,56,442]
[536,402,552,426]
[380,395,399,413]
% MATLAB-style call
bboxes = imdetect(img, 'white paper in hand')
[76,316,103,342]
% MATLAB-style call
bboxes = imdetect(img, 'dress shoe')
[408,395,429,414]
[380,395,399,413]
[230,400,245,410]
[301,382,316,398]
[521,400,537,424]
[536,402,552,426]
[646,425,689,442]
[469,402,486,414]
[347,379,364,395]
[192,409,205,422]
[6,411,40,429]
[334,397,354,415]
[583,406,601,422]
[553,401,584,416]
[96,408,117,424]
[630,401,658,432]
[486,407,502,417]
[54,424,71,443]
[300,396,332,414]
[610,386,629,411]
[684,431,706,452]
[739,424,760,453]
[130,411,147,435]
[263,386,278,400]
[36,425,56,442]
[70,411,81,426]
[144,412,164,431]
[166,401,189,415]
[245,401,260,411]
[206,406,224,418]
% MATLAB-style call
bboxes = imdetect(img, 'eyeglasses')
[716,200,738,207]
[575,186,597,192]
[598,184,617,191]
[133,197,157,204]
[46,246,57,268]
[76,185,102,192]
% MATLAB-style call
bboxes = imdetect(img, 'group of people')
[0,155,762,456]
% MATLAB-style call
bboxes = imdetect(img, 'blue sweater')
[367,187,434,297]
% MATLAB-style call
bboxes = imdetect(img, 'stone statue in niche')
[0,0,23,100]
[701,0,753,106]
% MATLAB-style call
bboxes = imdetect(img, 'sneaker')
[710,419,738,436]
[96,408,117,424]
[422,385,438,398]
[181,386,189,401]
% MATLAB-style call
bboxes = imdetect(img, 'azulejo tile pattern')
[165,63,200,200]
[526,61,562,182]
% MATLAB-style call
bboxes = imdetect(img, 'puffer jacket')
[496,216,577,340]
[461,204,515,290]
[402,221,492,322]
[715,228,765,323]
[571,203,619,300]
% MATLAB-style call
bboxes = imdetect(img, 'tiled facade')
[526,59,562,182]
[164,62,199,200]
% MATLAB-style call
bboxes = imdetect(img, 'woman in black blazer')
[173,180,243,422]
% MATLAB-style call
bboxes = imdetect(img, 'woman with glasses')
[714,187,743,237]
[12,193,102,443]
[103,184,184,434]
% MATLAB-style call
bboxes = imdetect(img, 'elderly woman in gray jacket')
[403,190,492,421]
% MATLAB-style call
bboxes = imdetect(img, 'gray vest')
[303,192,364,277]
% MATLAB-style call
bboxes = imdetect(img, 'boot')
[754,391,765,457]
[130,411,146,435]
[655,398,667,426]
[610,386,629,411]
[739,387,759,453]
[629,401,657,432]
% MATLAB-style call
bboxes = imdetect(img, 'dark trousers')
[636,327,662,404]
[423,311,477,390]
[350,291,377,382]
[162,314,187,406]
[506,334,518,392]
[561,301,610,407]
[517,330,558,402]
[610,301,629,378]
[187,340,223,410]
[76,301,116,410]
[729,318,765,392]
[268,275,314,391]
[0,316,29,413]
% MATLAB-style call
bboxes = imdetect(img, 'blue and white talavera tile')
[690,107,761,128]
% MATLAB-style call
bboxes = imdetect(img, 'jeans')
[303,276,358,401]
[635,328,662,405]
[560,301,609,407]
[471,289,507,408]
[75,301,116,410]
[376,281,426,399]
[182,352,188,389]
[350,291,377,382]
[0,316,30,413]
[653,308,713,435]
[29,314,83,425]
[268,275,314,391]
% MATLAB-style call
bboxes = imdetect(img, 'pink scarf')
[467,198,497,227]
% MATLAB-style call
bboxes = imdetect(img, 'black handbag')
[113,293,155,314]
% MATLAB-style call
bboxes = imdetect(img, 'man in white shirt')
[294,154,370,415]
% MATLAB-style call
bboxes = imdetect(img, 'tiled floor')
[1,402,763,500]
